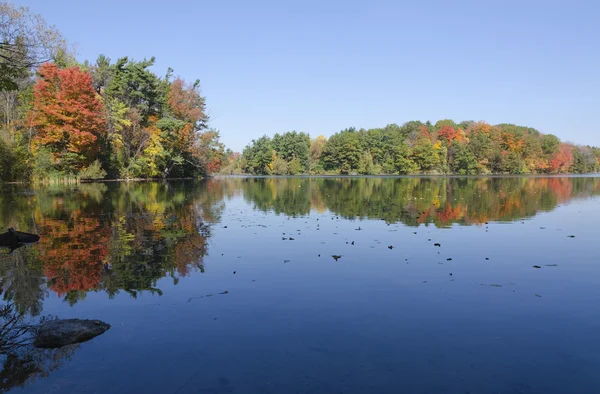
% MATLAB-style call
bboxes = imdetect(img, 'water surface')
[1,177,599,394]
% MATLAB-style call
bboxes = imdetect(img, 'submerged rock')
[34,319,110,349]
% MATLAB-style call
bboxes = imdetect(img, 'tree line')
[225,121,600,176]
[0,2,226,182]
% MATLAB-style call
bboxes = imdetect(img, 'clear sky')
[14,0,599,152]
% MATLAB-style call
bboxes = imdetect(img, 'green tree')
[451,142,478,174]
[242,136,273,174]
[541,134,560,155]
[392,143,418,174]
[412,138,438,172]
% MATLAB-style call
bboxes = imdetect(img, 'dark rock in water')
[34,319,110,349]
[0,228,40,250]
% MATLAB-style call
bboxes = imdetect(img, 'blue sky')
[15,0,599,152]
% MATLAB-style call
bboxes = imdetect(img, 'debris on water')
[233,271,237,274]
[284,260,290,263]
[434,243,441,247]
[428,239,431,241]
[535,294,542,298]
[449,273,453,276]
[388,245,393,249]
[355,226,362,231]
[332,255,342,261]
[533,265,541,269]
[188,290,229,303]
[318,254,321,257]
[282,237,288,240]
[489,284,503,287]
[540,227,546,229]
[446,258,452,261]
[422,281,427,283]
[413,232,417,234]
[567,235,575,238]
[351,241,354,245]
[289,237,295,240]
[545,264,558,267]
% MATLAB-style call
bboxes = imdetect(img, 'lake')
[0,176,599,394]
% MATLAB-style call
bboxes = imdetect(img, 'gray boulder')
[33,319,110,349]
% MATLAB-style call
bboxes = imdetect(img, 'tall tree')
[28,63,105,174]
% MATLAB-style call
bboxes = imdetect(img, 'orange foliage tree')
[28,63,106,171]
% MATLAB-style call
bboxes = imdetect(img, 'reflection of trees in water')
[0,302,77,393]
[236,177,600,226]
[1,177,599,310]
[0,181,229,308]
[0,248,46,317]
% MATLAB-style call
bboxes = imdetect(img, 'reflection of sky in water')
[2,178,600,394]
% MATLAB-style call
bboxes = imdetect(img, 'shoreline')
[2,173,600,186]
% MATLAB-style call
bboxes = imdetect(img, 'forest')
[224,122,600,176]
[0,2,227,183]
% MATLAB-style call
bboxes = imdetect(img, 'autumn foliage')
[29,63,105,170]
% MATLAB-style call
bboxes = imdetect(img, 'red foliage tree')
[548,144,574,173]
[438,125,458,143]
[29,63,106,169]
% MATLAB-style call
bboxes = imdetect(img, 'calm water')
[1,177,600,394]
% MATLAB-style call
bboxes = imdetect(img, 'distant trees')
[241,132,311,175]
[236,121,600,175]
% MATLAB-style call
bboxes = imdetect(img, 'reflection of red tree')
[436,203,464,224]
[547,177,573,202]
[173,209,208,276]
[38,214,109,296]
